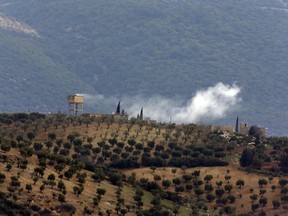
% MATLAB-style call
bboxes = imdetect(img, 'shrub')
[55,204,76,214]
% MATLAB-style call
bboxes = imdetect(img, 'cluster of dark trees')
[0,192,31,215]
[99,139,229,169]
[0,113,46,124]
[240,135,288,174]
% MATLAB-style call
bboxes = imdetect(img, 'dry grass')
[122,166,288,215]
[0,151,157,215]
[0,118,286,215]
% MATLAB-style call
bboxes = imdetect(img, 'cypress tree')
[235,116,239,133]
[116,101,121,114]
[140,108,143,120]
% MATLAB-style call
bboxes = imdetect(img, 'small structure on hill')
[68,95,84,116]
[234,116,267,137]
[196,116,267,137]
[82,100,128,122]
[240,123,250,136]
[240,123,267,137]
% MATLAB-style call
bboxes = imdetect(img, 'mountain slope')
[0,30,96,112]
[0,0,288,134]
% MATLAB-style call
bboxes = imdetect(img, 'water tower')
[68,95,84,116]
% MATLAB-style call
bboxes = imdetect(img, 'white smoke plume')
[77,93,117,113]
[125,82,241,123]
[174,82,241,123]
[80,82,241,124]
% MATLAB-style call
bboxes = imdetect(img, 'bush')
[110,159,140,169]
[30,204,41,212]
[55,204,76,215]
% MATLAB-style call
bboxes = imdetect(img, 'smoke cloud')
[80,82,241,124]
[125,82,241,123]
[174,82,241,123]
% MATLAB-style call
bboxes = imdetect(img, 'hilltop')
[0,113,288,215]
[0,1,288,134]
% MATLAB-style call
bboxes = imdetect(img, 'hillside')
[0,0,288,134]
[0,113,288,215]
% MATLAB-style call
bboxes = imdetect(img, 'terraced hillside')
[0,113,288,215]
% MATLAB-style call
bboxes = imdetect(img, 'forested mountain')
[0,0,288,135]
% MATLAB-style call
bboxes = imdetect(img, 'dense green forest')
[0,0,288,134]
